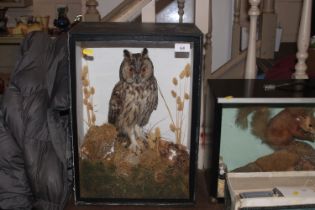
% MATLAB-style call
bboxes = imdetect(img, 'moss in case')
[80,123,117,161]
[79,138,190,199]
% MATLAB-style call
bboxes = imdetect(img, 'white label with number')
[174,43,190,53]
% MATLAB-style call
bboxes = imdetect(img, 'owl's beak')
[135,76,141,84]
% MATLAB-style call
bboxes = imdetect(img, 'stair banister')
[141,0,156,22]
[293,0,312,79]
[244,0,261,79]
[103,0,153,22]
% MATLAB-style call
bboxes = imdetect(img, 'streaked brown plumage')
[108,48,158,152]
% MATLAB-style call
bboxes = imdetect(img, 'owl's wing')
[108,81,124,125]
[152,78,158,110]
[140,77,158,126]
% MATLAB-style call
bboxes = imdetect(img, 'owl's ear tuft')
[142,48,148,58]
[123,49,131,59]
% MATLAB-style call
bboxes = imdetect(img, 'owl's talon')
[142,139,148,148]
[129,142,141,154]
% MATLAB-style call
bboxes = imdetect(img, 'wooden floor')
[65,171,225,210]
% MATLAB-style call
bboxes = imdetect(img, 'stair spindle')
[84,0,101,22]
[177,0,185,23]
[293,0,312,79]
[204,33,212,79]
[244,0,261,79]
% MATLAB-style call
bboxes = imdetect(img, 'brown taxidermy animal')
[108,48,158,153]
[235,107,315,149]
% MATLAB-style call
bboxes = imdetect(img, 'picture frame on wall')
[69,22,203,205]
[207,79,315,200]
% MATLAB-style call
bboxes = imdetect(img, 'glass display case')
[207,79,315,200]
[69,22,203,205]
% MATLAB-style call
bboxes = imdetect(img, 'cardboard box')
[225,171,315,210]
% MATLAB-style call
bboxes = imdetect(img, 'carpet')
[265,52,315,79]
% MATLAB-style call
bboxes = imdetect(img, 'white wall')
[195,0,210,34]
[212,0,233,72]
[275,0,303,42]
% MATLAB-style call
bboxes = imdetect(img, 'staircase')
[84,0,190,23]
[101,0,153,22]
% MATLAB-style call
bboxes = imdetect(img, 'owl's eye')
[129,68,134,72]
[141,68,146,72]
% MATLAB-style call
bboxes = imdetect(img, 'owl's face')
[119,48,154,84]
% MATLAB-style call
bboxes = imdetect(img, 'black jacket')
[0,31,71,210]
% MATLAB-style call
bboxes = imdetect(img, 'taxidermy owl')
[108,48,158,152]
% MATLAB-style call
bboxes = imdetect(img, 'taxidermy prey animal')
[235,107,315,149]
[108,48,158,153]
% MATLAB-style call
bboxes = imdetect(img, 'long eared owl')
[108,48,158,152]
